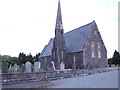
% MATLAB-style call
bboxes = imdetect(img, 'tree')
[18,53,26,64]
[35,53,40,61]
[113,50,119,59]
[6,57,19,66]
[108,50,120,66]
[0,52,40,66]
[108,58,113,67]
[26,53,34,64]
[112,50,120,66]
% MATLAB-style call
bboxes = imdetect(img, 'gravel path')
[48,71,118,88]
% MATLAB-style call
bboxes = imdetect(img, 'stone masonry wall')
[83,23,108,69]
[1,67,118,86]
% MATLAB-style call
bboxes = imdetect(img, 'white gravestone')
[51,61,55,70]
[60,62,65,70]
[25,62,32,73]
[13,64,18,72]
[34,61,41,72]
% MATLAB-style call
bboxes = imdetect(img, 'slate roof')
[40,21,96,57]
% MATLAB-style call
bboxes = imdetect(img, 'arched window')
[57,49,60,62]
[61,51,63,58]
[61,31,63,34]
[73,55,76,69]
[98,43,101,58]
[45,57,47,62]
[39,62,41,69]
[58,55,60,63]
[73,55,76,63]
[57,48,59,55]
[91,43,95,58]
[53,50,55,58]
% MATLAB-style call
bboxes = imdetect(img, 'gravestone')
[2,61,8,73]
[8,65,12,73]
[60,62,65,70]
[48,61,55,71]
[51,61,55,70]
[21,64,25,73]
[34,61,41,72]
[13,64,18,72]
[17,65,20,72]
[25,62,32,73]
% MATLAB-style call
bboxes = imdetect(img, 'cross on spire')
[55,0,63,30]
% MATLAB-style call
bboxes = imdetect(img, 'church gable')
[40,21,96,58]
[83,21,107,54]
[82,22,107,68]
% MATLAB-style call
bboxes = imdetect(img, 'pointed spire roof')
[55,0,63,30]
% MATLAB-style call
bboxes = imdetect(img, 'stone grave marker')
[60,62,65,70]
[17,65,20,72]
[21,64,25,73]
[48,61,55,71]
[34,61,41,72]
[2,61,8,73]
[51,61,55,70]
[13,64,18,72]
[25,61,32,73]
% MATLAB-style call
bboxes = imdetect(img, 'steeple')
[52,0,66,70]
[55,0,63,30]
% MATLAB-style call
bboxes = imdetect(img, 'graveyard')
[0,60,119,88]
[0,51,119,88]
[2,61,41,73]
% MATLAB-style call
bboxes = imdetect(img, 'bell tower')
[52,0,66,70]
[55,0,63,34]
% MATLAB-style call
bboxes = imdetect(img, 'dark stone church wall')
[83,24,108,69]
[100,45,108,67]
[39,56,52,71]
[66,52,84,69]
[65,53,73,69]
[76,51,84,69]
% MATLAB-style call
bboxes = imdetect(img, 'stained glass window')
[98,43,101,58]
[91,43,95,58]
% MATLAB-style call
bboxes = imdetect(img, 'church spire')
[55,0,63,30]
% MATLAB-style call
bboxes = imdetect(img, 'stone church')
[39,0,108,71]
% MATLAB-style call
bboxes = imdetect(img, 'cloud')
[0,24,8,30]
[0,0,118,58]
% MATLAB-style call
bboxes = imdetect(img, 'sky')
[0,0,119,58]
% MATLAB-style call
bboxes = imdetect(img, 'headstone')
[111,64,115,67]
[21,64,25,73]
[51,61,55,70]
[17,65,20,72]
[39,62,41,69]
[34,61,41,72]
[8,65,12,73]
[13,64,18,72]
[60,62,65,70]
[48,61,55,71]
[25,62,32,73]
[2,61,8,73]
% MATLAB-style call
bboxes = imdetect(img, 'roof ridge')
[64,21,95,35]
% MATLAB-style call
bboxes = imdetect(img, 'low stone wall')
[1,67,118,86]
